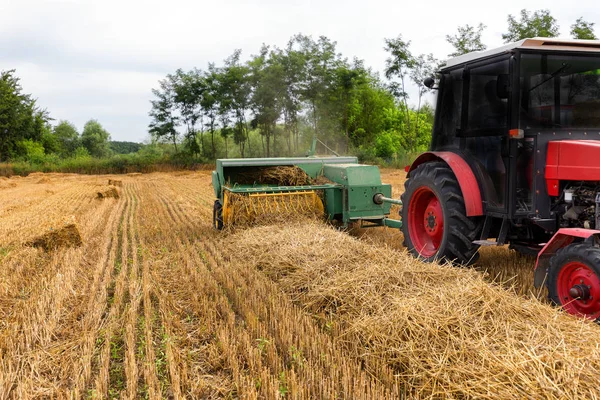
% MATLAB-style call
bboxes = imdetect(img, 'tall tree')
[171,68,204,156]
[384,35,414,138]
[149,77,180,151]
[502,9,559,43]
[446,24,487,57]
[222,50,252,157]
[53,120,80,157]
[0,70,45,161]
[409,54,439,145]
[294,34,342,146]
[81,119,111,157]
[249,45,284,157]
[202,64,221,158]
[571,17,598,40]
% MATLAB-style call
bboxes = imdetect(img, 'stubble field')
[0,169,599,399]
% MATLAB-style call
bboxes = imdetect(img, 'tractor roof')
[444,37,600,70]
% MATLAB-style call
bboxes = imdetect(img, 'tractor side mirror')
[497,74,510,99]
[423,76,436,89]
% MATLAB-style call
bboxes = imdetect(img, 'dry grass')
[0,168,598,399]
[225,222,600,399]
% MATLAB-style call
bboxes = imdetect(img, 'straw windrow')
[225,222,600,399]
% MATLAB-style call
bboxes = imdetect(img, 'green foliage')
[502,9,560,43]
[17,139,46,164]
[446,24,487,57]
[571,17,598,40]
[53,120,80,157]
[0,70,50,161]
[81,119,111,157]
[110,141,143,154]
[73,146,91,159]
[149,33,436,161]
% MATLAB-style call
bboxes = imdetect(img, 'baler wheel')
[548,243,600,321]
[402,161,481,265]
[213,199,224,230]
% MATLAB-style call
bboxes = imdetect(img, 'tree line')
[148,34,435,161]
[0,70,126,164]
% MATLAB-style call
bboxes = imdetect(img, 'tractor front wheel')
[401,161,481,265]
[548,243,600,321]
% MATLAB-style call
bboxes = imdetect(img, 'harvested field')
[0,169,597,399]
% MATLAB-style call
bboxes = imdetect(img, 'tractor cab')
[403,38,600,320]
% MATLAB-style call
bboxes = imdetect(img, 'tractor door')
[459,56,512,215]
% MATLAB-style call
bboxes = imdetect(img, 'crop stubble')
[0,170,597,399]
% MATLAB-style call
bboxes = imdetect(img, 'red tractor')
[403,38,600,321]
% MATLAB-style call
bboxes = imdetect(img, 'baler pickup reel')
[212,157,402,230]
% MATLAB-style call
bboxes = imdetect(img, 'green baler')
[211,156,402,229]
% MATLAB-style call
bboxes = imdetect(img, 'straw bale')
[108,179,123,186]
[97,187,120,199]
[225,222,600,399]
[27,223,82,252]
[237,166,312,186]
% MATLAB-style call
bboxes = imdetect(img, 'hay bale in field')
[108,179,123,187]
[36,177,52,184]
[27,223,82,252]
[225,222,600,399]
[97,187,120,199]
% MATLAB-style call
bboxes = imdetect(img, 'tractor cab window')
[462,59,510,209]
[432,68,463,149]
[466,61,510,132]
[520,53,600,129]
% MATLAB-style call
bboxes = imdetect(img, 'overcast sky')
[1,0,599,143]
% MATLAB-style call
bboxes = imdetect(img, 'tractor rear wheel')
[401,161,481,265]
[213,199,224,230]
[548,243,600,321]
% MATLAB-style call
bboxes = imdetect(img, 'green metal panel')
[346,184,392,220]
[324,187,344,218]
[322,164,383,186]
[383,218,402,229]
[212,171,221,198]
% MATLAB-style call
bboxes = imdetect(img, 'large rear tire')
[401,161,481,265]
[548,243,600,321]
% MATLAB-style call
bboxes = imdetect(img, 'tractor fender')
[534,228,600,288]
[408,151,483,216]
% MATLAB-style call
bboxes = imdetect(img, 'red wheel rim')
[557,261,600,320]
[407,186,444,258]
